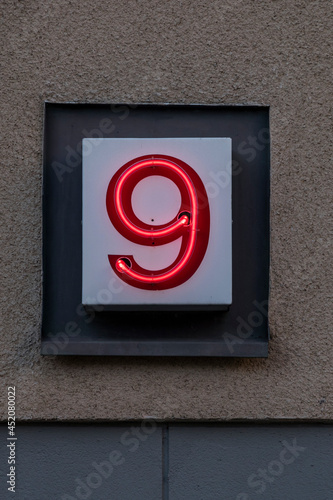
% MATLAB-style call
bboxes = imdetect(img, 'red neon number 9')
[106,154,210,290]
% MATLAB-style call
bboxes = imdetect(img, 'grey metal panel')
[0,424,162,500]
[168,425,333,500]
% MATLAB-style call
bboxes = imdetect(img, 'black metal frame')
[42,103,270,356]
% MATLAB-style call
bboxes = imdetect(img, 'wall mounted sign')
[42,103,270,357]
[82,138,232,309]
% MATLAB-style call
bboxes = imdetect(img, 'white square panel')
[82,138,232,308]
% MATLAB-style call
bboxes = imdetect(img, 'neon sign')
[82,137,232,309]
[106,155,210,290]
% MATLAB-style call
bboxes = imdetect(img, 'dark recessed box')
[42,103,270,357]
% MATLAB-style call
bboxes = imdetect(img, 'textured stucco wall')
[0,0,332,421]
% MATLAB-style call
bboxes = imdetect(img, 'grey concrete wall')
[0,423,162,500]
[168,424,333,500]
[0,0,332,421]
[1,424,333,499]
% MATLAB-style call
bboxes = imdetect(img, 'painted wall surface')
[0,1,332,421]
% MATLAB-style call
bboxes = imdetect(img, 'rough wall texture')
[0,0,332,421]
